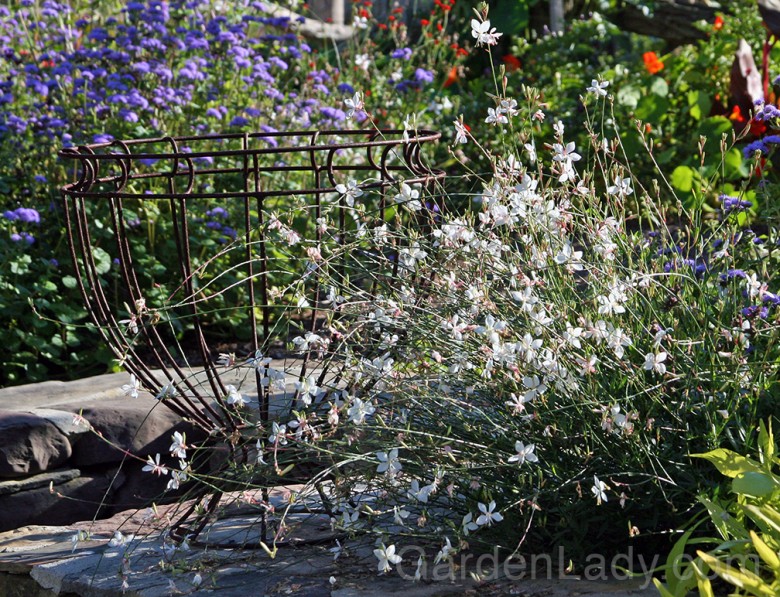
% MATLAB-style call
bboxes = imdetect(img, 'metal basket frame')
[60,128,444,542]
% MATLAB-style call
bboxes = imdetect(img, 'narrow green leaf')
[697,551,776,597]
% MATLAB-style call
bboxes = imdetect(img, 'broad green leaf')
[62,275,78,290]
[670,165,694,193]
[663,528,699,594]
[723,147,750,179]
[92,247,112,275]
[698,116,733,157]
[692,448,764,478]
[617,85,641,109]
[687,90,712,121]
[733,471,777,498]
[635,95,669,122]
[650,77,669,97]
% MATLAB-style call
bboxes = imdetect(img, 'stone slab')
[0,373,131,413]
[0,473,113,532]
[0,469,80,497]
[0,411,72,478]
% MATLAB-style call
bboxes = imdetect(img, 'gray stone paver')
[0,372,661,596]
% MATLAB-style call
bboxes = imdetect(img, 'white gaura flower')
[122,374,140,399]
[394,182,422,211]
[169,431,188,459]
[355,53,370,72]
[607,176,633,197]
[471,18,502,46]
[399,242,427,269]
[554,241,583,271]
[522,375,547,402]
[343,92,363,119]
[476,501,503,526]
[485,106,508,126]
[524,141,537,164]
[453,119,469,144]
[592,475,608,505]
[407,479,432,503]
[376,448,402,475]
[644,351,667,375]
[499,97,519,117]
[374,543,402,573]
[434,537,454,565]
[142,453,168,476]
[462,511,479,535]
[334,179,364,207]
[347,396,375,424]
[352,15,369,29]
[552,141,581,166]
[294,374,320,407]
[269,421,288,445]
[508,441,538,465]
[225,384,247,408]
[586,79,609,97]
[156,383,178,401]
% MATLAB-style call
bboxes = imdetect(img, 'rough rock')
[0,471,113,532]
[0,411,72,479]
[58,397,201,467]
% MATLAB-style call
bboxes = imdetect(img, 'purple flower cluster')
[0,0,337,151]
[719,194,753,213]
[742,135,780,158]
[3,207,40,223]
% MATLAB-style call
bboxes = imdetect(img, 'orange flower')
[443,65,459,88]
[714,15,724,30]
[502,55,521,72]
[643,51,664,75]
[729,105,745,123]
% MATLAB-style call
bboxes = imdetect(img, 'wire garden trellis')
[60,128,444,544]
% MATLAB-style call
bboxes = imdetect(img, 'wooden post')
[550,0,564,33]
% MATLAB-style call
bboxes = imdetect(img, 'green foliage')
[655,421,780,596]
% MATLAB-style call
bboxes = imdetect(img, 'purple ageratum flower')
[762,291,780,306]
[754,103,780,122]
[337,83,355,95]
[10,231,35,244]
[93,133,114,144]
[205,107,223,119]
[320,106,346,122]
[391,47,413,60]
[4,207,41,223]
[414,68,434,84]
[230,116,249,127]
[742,305,770,319]
[34,175,47,183]
[720,269,747,283]
[719,194,753,212]
[743,139,766,158]
[206,207,228,219]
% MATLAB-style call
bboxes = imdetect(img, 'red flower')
[502,55,521,72]
[714,15,724,30]
[642,51,664,75]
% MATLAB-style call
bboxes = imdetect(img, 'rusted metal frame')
[105,144,210,420]
[139,143,223,432]
[169,149,237,432]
